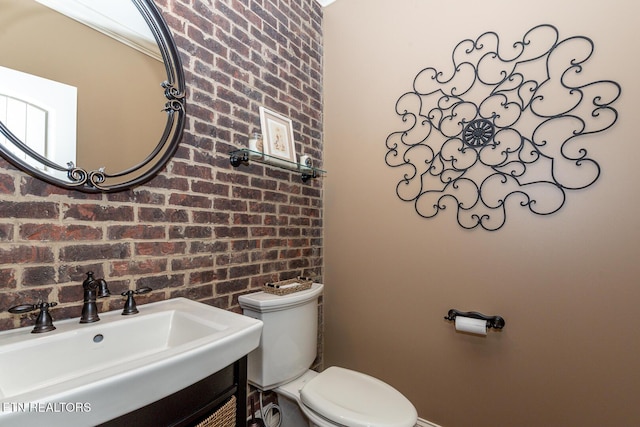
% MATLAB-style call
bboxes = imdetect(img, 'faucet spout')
[80,272,111,323]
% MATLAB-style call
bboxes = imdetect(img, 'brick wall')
[0,0,324,345]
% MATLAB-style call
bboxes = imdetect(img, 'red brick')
[110,259,169,276]
[0,0,325,365]
[0,246,54,263]
[171,256,213,271]
[0,268,16,289]
[135,274,184,290]
[107,225,166,240]
[21,224,102,241]
[135,242,187,257]
[0,223,13,241]
[168,193,212,209]
[64,204,134,221]
[59,243,130,262]
[0,201,59,219]
[170,283,214,300]
[0,172,15,194]
[138,207,189,223]
[22,266,56,287]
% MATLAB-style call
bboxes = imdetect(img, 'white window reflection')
[0,65,77,179]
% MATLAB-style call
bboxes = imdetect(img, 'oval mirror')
[0,0,185,192]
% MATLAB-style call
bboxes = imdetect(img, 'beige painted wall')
[323,1,640,426]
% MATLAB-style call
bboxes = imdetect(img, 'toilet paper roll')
[264,156,297,170]
[248,133,263,159]
[299,155,313,173]
[455,316,487,335]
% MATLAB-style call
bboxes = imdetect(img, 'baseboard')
[417,417,443,427]
[250,403,440,427]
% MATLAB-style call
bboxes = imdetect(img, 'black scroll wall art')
[384,24,621,231]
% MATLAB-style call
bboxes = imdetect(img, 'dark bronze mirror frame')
[0,0,186,193]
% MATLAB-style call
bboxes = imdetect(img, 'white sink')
[0,297,263,426]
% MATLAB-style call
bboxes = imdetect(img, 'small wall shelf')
[229,149,325,182]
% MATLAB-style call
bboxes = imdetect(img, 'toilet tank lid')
[300,367,418,427]
[238,283,324,313]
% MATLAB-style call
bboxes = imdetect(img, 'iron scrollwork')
[385,24,621,230]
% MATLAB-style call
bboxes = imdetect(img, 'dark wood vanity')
[99,357,247,427]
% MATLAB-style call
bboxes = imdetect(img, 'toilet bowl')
[277,367,418,427]
[238,283,418,427]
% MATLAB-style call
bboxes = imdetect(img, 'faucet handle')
[8,303,39,314]
[137,287,153,295]
[121,287,152,315]
[9,302,57,334]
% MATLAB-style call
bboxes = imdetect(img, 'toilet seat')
[300,367,417,427]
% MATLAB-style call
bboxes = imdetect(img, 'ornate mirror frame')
[0,0,186,193]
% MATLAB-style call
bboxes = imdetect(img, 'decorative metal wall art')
[385,24,621,230]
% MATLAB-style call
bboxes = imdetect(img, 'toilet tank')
[238,283,323,391]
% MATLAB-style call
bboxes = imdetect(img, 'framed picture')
[259,106,296,164]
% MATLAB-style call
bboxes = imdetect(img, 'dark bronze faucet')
[8,301,57,333]
[80,271,111,323]
[121,287,152,315]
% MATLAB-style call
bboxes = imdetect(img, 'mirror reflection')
[0,0,184,190]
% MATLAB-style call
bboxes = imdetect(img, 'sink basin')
[0,297,263,426]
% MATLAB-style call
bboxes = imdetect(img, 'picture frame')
[259,106,296,164]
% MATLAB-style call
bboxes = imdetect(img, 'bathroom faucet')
[8,301,58,333]
[80,271,111,323]
[121,287,153,315]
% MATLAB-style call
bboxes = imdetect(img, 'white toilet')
[238,283,418,427]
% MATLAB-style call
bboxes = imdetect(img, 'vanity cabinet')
[99,357,247,427]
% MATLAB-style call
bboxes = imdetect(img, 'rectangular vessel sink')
[0,298,263,427]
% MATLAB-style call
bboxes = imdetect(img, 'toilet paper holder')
[444,309,505,330]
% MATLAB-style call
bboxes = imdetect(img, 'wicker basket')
[262,277,313,296]
[195,396,236,427]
